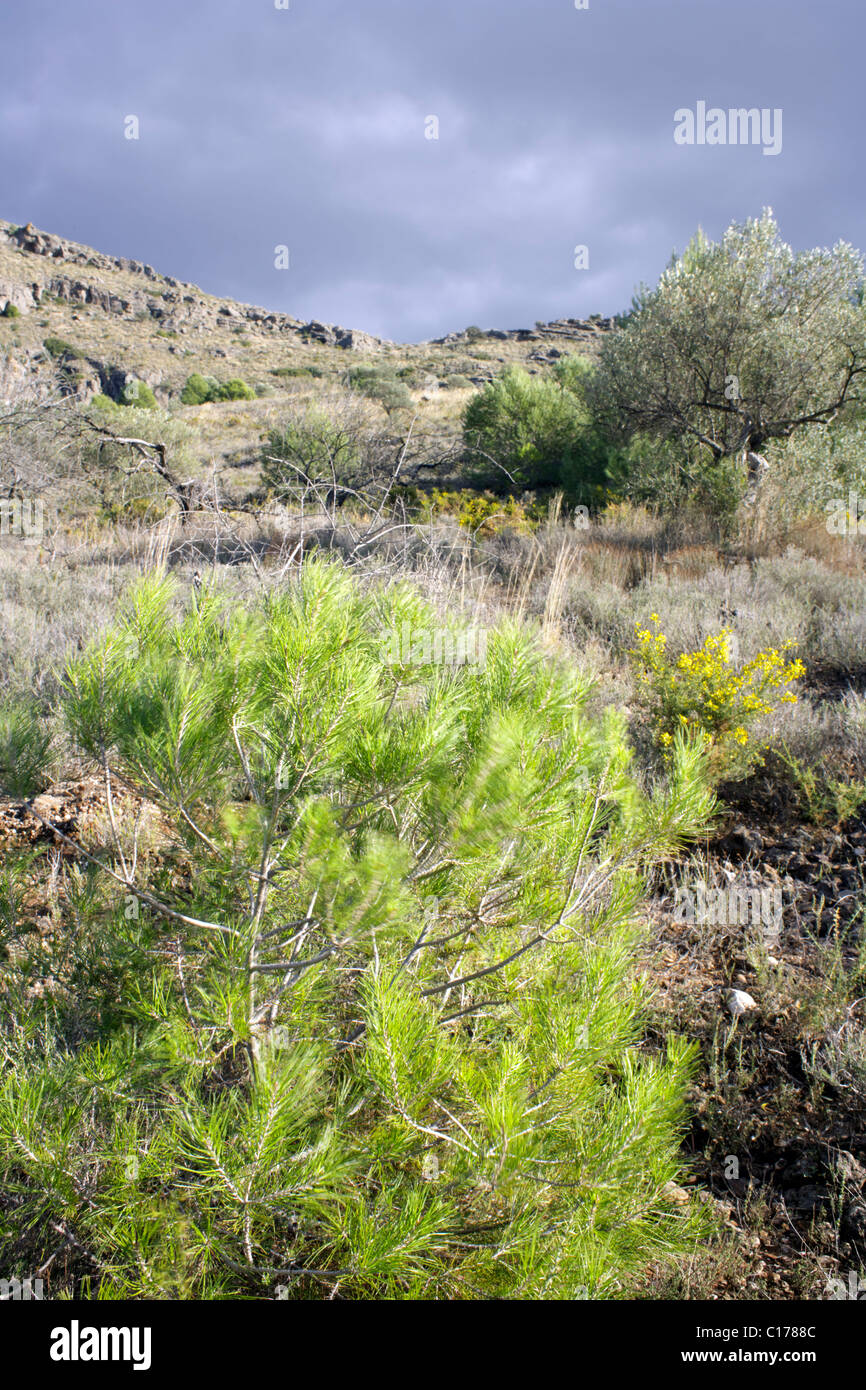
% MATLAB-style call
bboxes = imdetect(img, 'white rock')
[726,988,757,1018]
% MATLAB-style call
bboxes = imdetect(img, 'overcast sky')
[1,0,861,342]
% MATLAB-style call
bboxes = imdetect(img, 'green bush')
[462,361,622,502]
[221,378,256,401]
[76,405,202,519]
[119,380,158,409]
[42,336,80,360]
[180,372,215,405]
[181,374,255,405]
[618,434,746,529]
[0,562,715,1298]
[1,303,21,319]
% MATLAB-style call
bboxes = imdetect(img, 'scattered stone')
[726,988,758,1017]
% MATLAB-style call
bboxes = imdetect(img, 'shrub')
[348,366,412,413]
[369,378,412,413]
[464,325,486,342]
[457,492,537,536]
[42,336,80,360]
[76,405,202,518]
[181,372,217,405]
[180,373,254,405]
[618,435,745,529]
[630,617,805,781]
[773,746,866,827]
[0,563,715,1298]
[261,401,364,497]
[220,378,256,401]
[270,365,325,380]
[1,303,21,319]
[119,379,158,409]
[181,373,209,405]
[463,362,620,502]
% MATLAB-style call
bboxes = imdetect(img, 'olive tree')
[593,211,866,498]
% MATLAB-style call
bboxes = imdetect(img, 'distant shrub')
[119,380,158,409]
[77,405,202,519]
[464,325,485,341]
[370,378,412,412]
[270,365,325,380]
[348,366,413,413]
[42,336,80,360]
[445,373,473,390]
[220,378,256,401]
[262,405,364,498]
[1,303,21,319]
[423,489,541,536]
[101,493,172,525]
[457,492,537,536]
[617,434,745,530]
[180,373,254,405]
[181,372,216,405]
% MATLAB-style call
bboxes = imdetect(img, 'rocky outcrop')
[298,320,389,351]
[430,317,616,348]
[10,221,166,282]
[538,315,617,337]
[1,219,390,351]
[0,278,40,313]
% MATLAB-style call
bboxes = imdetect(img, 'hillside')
[0,217,614,467]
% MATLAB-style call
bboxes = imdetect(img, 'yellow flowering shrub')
[629,616,805,780]
[456,493,536,536]
[425,490,539,536]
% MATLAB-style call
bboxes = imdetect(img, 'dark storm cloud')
[1,0,861,340]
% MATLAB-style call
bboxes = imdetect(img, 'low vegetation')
[1,209,865,1300]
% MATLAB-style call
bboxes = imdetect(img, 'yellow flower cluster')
[629,617,805,779]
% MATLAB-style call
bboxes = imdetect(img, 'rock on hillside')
[0,220,390,353]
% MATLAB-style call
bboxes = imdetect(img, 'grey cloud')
[0,0,861,340]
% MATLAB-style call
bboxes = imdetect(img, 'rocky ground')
[639,778,866,1299]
